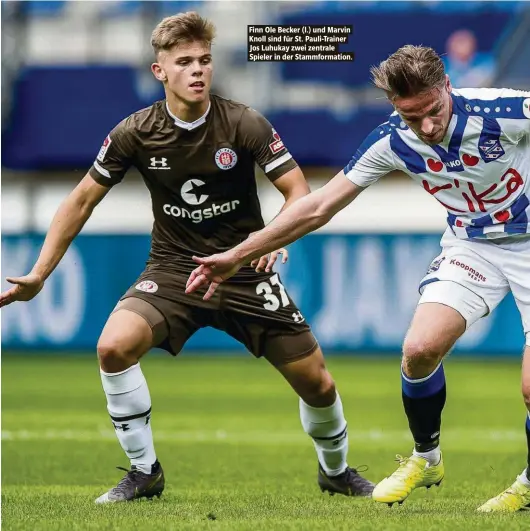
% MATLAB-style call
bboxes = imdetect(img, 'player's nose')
[420,118,435,135]
[192,60,204,74]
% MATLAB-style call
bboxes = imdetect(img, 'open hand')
[0,273,44,308]
[185,252,243,301]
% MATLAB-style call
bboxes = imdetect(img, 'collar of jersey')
[166,100,211,131]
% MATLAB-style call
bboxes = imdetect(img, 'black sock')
[526,416,530,481]
[401,363,446,453]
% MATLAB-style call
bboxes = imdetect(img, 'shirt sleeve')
[88,118,136,187]
[457,88,530,144]
[496,90,530,143]
[343,126,396,187]
[237,107,298,182]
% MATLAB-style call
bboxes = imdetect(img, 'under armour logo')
[292,311,305,323]
[332,429,348,446]
[149,157,170,170]
[113,422,130,431]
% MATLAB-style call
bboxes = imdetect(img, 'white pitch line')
[0,429,524,444]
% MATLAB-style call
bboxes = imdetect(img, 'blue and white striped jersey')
[344,88,530,240]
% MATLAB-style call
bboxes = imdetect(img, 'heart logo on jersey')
[427,158,443,172]
[494,210,510,223]
[462,154,479,167]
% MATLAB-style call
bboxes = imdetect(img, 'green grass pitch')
[2,353,529,530]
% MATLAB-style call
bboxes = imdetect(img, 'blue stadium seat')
[22,1,65,17]
[155,1,204,17]
[267,108,393,167]
[2,63,390,169]
[99,1,145,17]
[2,66,164,170]
[286,1,523,13]
[278,9,514,88]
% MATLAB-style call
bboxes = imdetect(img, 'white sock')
[300,393,348,476]
[518,469,530,487]
[100,363,156,474]
[413,446,441,466]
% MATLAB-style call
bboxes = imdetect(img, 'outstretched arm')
[250,165,311,272]
[235,171,361,263]
[0,174,110,307]
[186,171,363,299]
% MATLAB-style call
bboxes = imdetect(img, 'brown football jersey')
[89,94,298,275]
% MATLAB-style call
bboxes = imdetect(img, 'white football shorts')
[419,230,530,345]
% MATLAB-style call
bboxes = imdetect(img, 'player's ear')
[445,74,452,93]
[151,62,167,82]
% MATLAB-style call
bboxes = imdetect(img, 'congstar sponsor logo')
[163,200,240,223]
[163,178,241,223]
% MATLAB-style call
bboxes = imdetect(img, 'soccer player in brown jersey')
[0,12,373,503]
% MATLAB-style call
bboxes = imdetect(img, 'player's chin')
[421,133,442,145]
[187,87,208,101]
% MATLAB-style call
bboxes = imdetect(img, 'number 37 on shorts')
[254,273,306,323]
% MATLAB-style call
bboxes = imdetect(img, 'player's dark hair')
[370,45,446,99]
[151,12,216,56]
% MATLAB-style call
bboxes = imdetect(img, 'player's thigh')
[97,298,164,370]
[110,268,209,358]
[404,302,467,363]
[217,272,319,366]
[416,244,510,333]
[405,245,510,368]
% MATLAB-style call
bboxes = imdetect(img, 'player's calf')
[100,362,158,474]
[276,346,374,496]
[373,361,447,505]
[374,305,460,505]
[401,303,464,461]
[97,306,163,501]
[300,388,374,497]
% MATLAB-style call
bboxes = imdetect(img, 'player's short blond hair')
[370,45,446,99]
[151,12,216,56]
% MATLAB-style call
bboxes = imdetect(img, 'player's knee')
[301,371,336,407]
[97,337,139,372]
[402,337,445,376]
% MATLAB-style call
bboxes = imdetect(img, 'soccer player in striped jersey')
[185,45,530,512]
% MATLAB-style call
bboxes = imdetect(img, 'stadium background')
[2,0,529,355]
[2,2,530,530]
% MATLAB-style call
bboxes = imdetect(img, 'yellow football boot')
[477,478,530,513]
[372,453,444,506]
